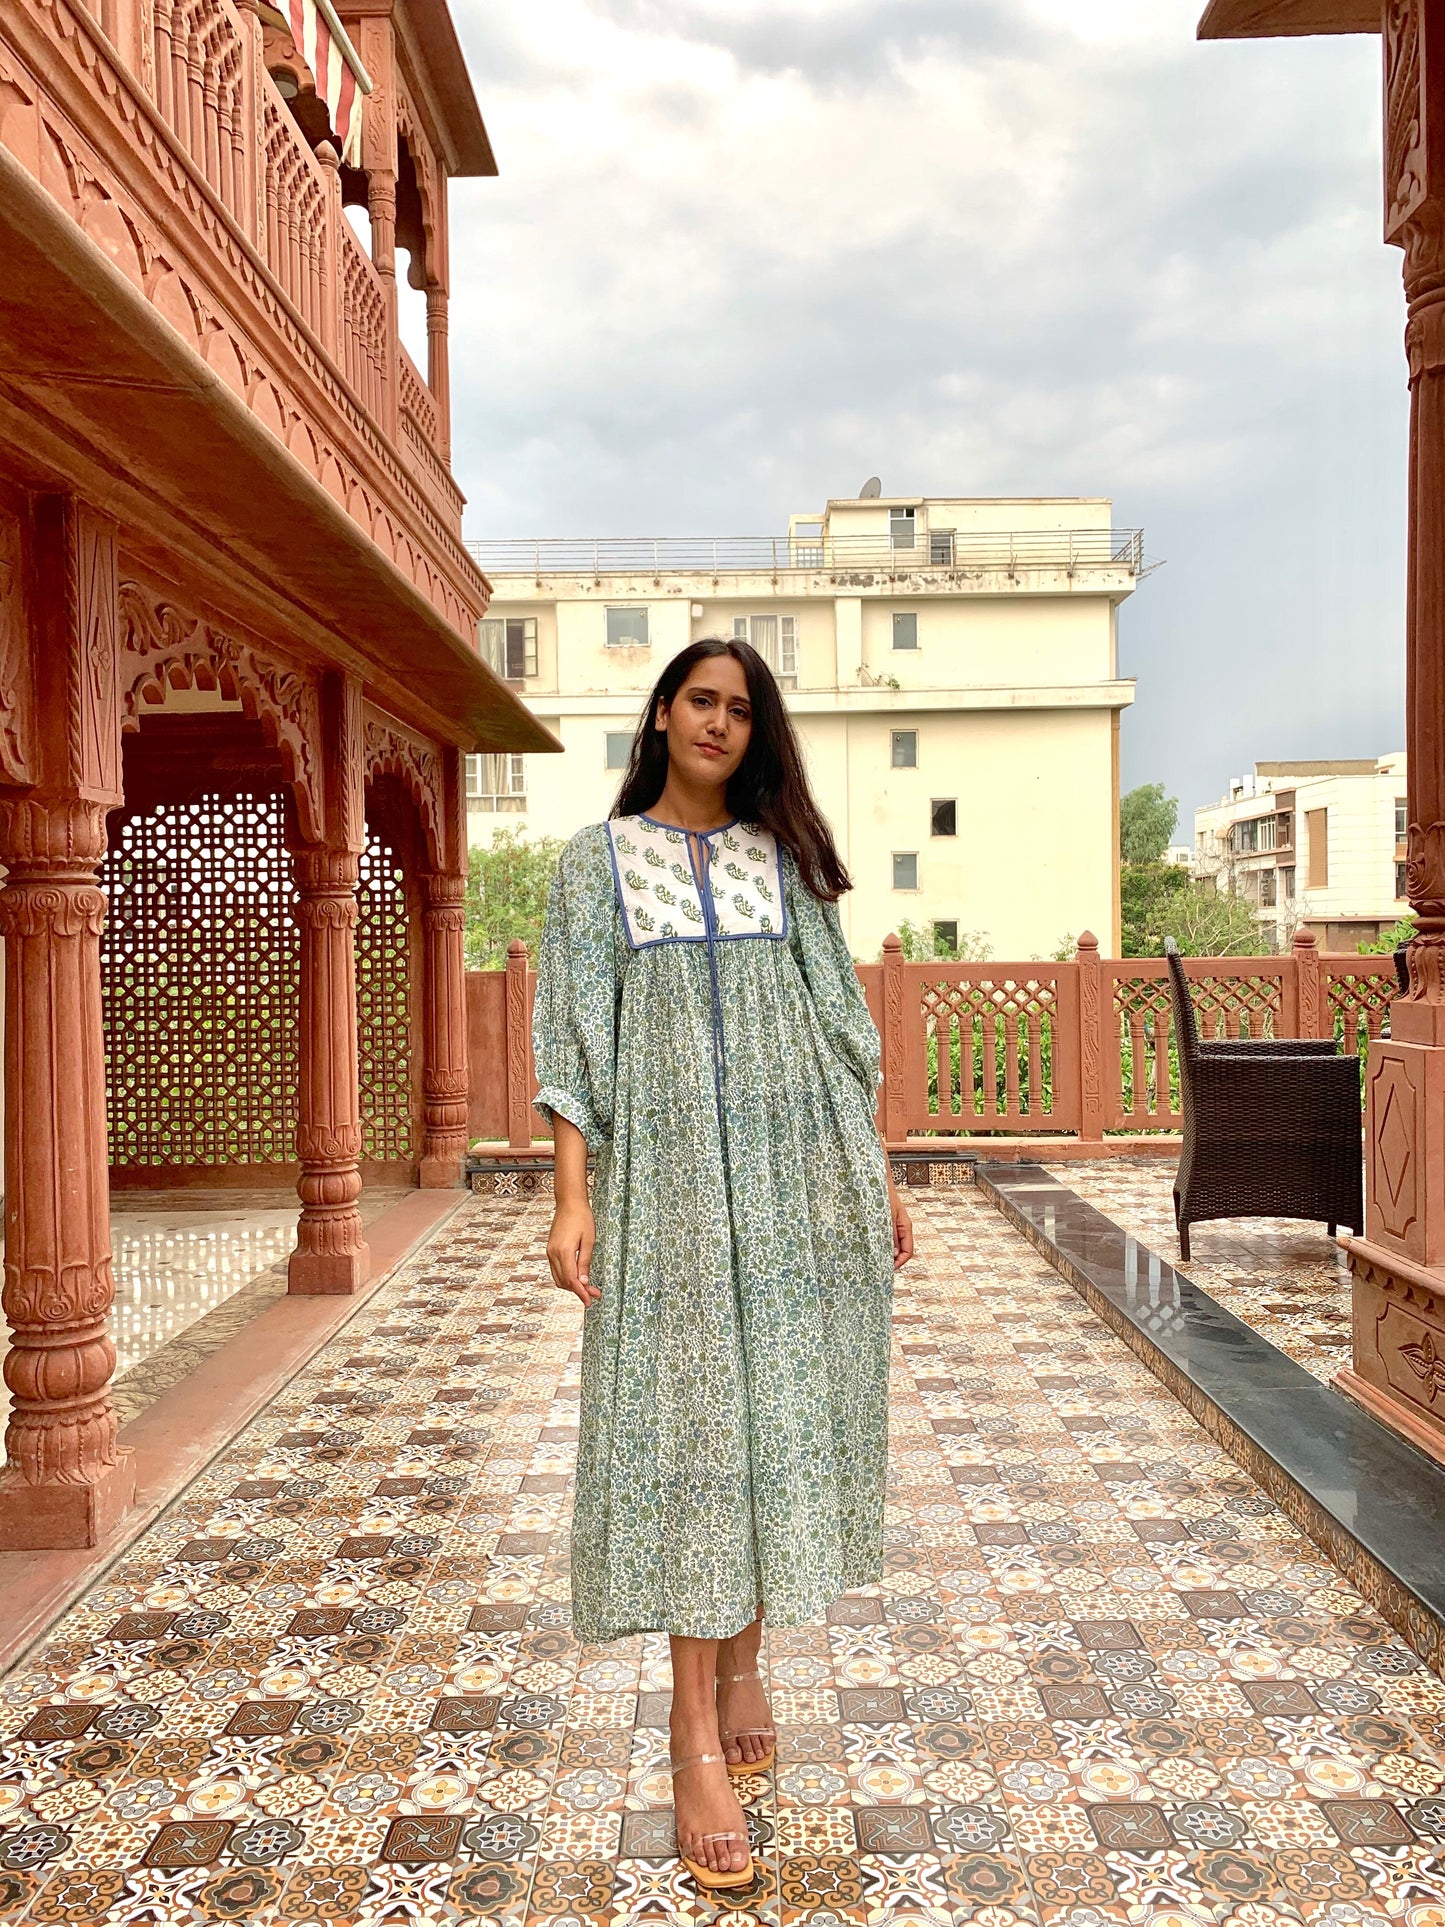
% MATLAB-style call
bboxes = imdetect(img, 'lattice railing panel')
[1325,964,1396,1070]
[1111,970,1286,1127]
[916,975,1060,1127]
[357,826,413,1160]
[102,791,299,1166]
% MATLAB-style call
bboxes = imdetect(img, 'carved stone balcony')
[0,0,525,745]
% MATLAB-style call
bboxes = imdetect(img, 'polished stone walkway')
[1048,1162,1353,1385]
[1,1192,407,1453]
[0,1182,1442,1926]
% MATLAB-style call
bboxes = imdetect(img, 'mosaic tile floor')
[1047,1163,1354,1386]
[2,1184,1443,1926]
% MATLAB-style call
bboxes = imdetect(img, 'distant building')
[467,490,1146,958]
[1194,756,1408,950]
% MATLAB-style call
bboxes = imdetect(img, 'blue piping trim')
[686,827,730,1146]
[638,811,740,835]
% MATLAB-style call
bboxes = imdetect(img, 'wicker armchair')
[1165,939,1363,1259]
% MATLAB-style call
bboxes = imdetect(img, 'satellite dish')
[859,477,882,499]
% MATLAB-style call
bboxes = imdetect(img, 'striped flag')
[263,1,370,168]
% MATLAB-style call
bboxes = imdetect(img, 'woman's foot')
[716,1616,775,1770]
[669,1703,751,1880]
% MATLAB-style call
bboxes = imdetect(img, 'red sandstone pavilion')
[0,0,554,1550]
[1198,0,1445,1470]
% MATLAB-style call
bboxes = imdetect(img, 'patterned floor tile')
[1,1181,1443,1924]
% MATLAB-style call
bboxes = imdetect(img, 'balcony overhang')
[0,143,552,756]
[401,0,498,175]
[1198,0,1379,37]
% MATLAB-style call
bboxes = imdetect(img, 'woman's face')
[656,655,753,789]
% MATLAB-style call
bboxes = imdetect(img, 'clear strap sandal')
[717,1666,777,1776]
[669,1750,754,1890]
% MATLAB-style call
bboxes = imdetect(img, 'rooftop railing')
[467,931,1393,1149]
[466,529,1148,578]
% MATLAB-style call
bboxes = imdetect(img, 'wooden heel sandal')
[717,1666,777,1777]
[669,1751,754,1890]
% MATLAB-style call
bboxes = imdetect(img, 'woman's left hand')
[889,1190,914,1270]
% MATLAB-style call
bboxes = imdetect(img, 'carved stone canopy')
[1198,0,1379,35]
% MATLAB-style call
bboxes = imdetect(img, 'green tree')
[465,830,564,969]
[1358,915,1415,955]
[1168,882,1275,957]
[1120,860,1190,957]
[1119,783,1179,864]
[891,920,992,962]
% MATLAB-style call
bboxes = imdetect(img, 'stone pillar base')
[288,1244,370,1296]
[418,1152,464,1190]
[0,1451,136,1551]
[1339,1236,1445,1464]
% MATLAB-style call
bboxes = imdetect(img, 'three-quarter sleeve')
[532,824,621,1148]
[785,850,882,1102]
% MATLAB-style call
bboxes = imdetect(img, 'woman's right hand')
[547,1199,599,1307]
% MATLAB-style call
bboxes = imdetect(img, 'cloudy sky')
[438,0,1405,823]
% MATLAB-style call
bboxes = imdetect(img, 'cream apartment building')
[1194,755,1409,951]
[465,491,1144,958]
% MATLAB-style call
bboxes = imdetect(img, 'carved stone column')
[426,284,451,462]
[0,800,134,1547]
[1338,0,1445,1461]
[289,675,369,1294]
[0,496,133,1548]
[419,870,468,1186]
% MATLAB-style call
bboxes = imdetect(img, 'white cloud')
[445,0,1406,812]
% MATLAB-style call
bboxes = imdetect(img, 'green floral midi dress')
[533,812,894,1644]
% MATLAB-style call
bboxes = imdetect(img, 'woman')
[534,637,912,1891]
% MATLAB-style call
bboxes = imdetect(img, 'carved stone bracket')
[117,577,324,842]
[0,508,33,786]
[363,712,444,868]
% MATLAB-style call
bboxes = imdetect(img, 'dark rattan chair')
[1165,938,1363,1258]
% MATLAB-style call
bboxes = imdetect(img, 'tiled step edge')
[976,1161,1445,1679]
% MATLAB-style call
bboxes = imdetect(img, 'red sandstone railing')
[339,217,389,423]
[152,1,248,227]
[466,931,1398,1151]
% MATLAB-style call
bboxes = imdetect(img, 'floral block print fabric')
[533,819,894,1643]
[606,813,788,946]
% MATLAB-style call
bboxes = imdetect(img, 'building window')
[891,730,917,769]
[1306,807,1329,888]
[732,614,797,687]
[604,731,633,771]
[1276,810,1292,848]
[892,612,919,651]
[1260,869,1278,908]
[1397,860,1409,900]
[480,616,538,681]
[1397,796,1408,840]
[1280,866,1295,900]
[929,529,955,566]
[469,753,525,812]
[931,798,957,837]
[889,507,916,550]
[934,919,959,953]
[893,852,919,891]
[605,606,650,647]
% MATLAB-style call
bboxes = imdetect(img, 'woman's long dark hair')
[611,637,852,901]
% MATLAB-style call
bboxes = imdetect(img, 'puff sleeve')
[784,850,882,1102]
[532,825,621,1148]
